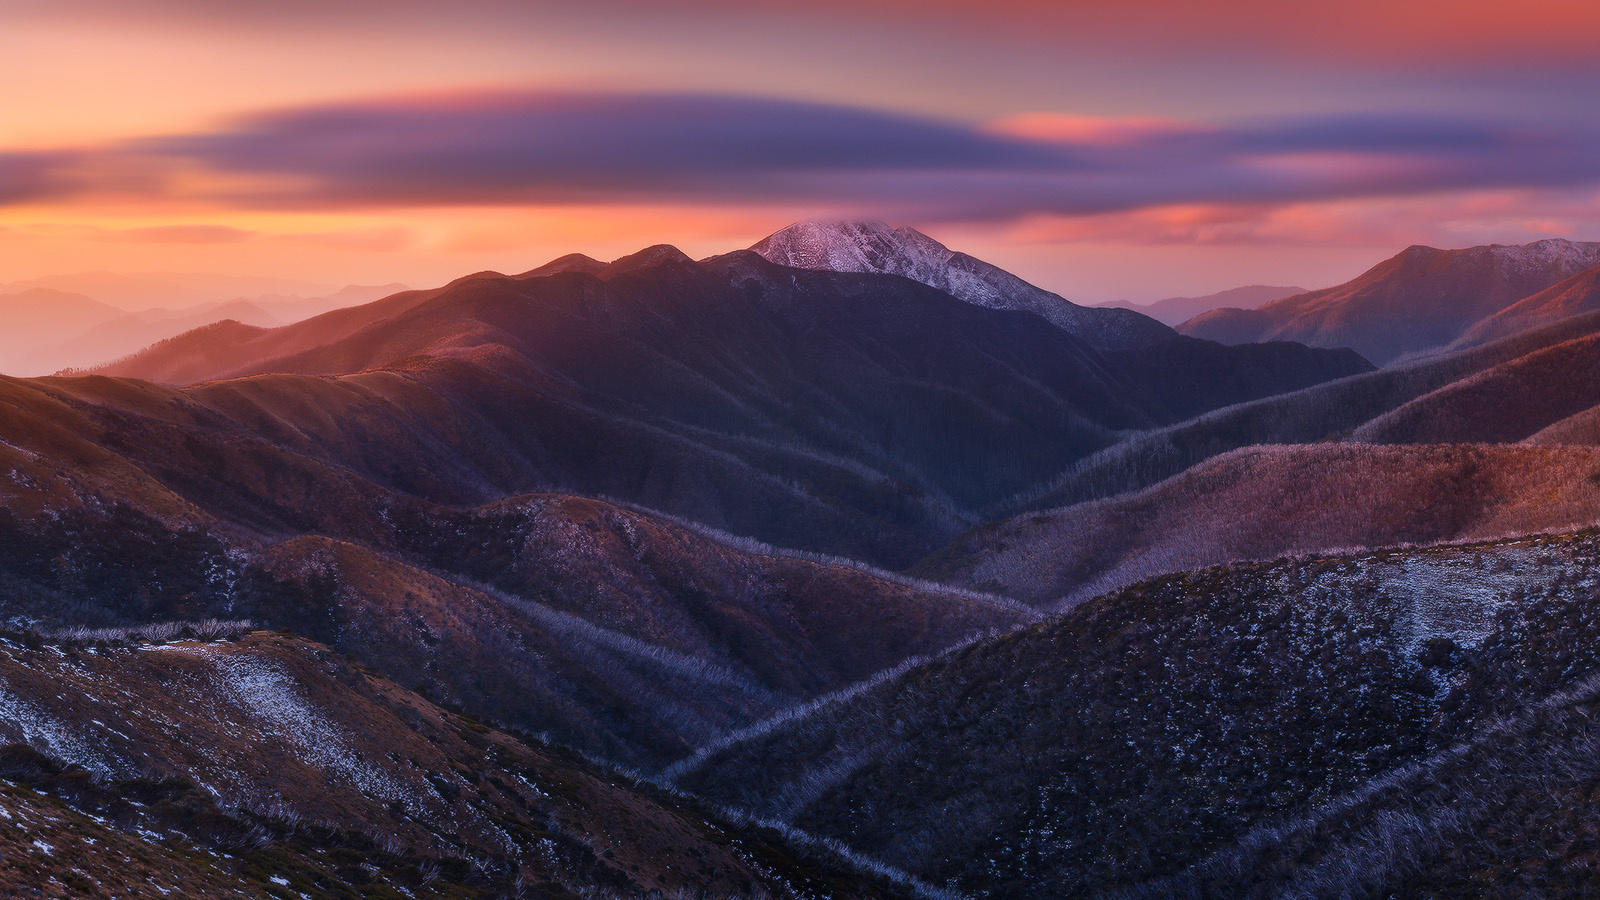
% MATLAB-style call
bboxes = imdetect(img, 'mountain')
[675,528,1600,897]
[87,245,1367,567]
[46,299,283,374]
[1350,324,1600,445]
[0,271,331,310]
[0,282,409,377]
[1180,239,1600,364]
[1098,284,1305,325]
[0,369,1026,769]
[915,442,1600,606]
[0,289,128,375]
[0,628,917,898]
[246,282,411,324]
[1009,309,1600,514]
[752,220,1177,350]
[21,227,1591,896]
[1454,262,1600,348]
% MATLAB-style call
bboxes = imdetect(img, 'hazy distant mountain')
[752,220,1177,350]
[1098,284,1305,325]
[0,288,128,375]
[1180,239,1600,363]
[0,282,410,376]
[0,271,333,309]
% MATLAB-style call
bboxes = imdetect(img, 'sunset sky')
[5,0,1600,303]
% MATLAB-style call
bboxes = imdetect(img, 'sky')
[3,0,1600,304]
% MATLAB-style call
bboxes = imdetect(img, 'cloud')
[15,0,1600,65]
[7,89,1600,228]
[132,90,1070,208]
[0,152,77,204]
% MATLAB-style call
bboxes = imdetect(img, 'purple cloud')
[9,90,1600,221]
[0,152,76,204]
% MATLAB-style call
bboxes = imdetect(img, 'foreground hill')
[916,442,1600,606]
[1180,239,1600,364]
[85,246,1366,566]
[0,629,915,899]
[675,529,1600,897]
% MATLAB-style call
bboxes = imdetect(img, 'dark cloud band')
[7,90,1600,220]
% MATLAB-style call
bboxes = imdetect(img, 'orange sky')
[4,1,1599,303]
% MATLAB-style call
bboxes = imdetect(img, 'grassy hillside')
[677,529,1600,896]
[918,442,1600,606]
[0,630,918,899]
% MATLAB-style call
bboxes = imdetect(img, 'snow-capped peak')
[751,220,1174,351]
[752,221,954,276]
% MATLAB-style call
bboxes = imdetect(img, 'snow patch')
[208,653,414,808]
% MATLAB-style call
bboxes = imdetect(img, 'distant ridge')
[1180,238,1600,363]
[1099,284,1305,325]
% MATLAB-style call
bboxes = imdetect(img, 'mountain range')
[6,221,1600,896]
[1180,238,1600,363]
[0,281,406,376]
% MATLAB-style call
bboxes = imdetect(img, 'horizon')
[11,222,1597,312]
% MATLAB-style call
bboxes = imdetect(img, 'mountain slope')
[1099,284,1304,326]
[1012,310,1600,514]
[752,220,1176,350]
[86,250,1367,566]
[0,629,916,898]
[1454,261,1600,348]
[0,370,1025,769]
[676,529,1600,896]
[1180,239,1600,363]
[916,442,1600,606]
[1350,326,1600,445]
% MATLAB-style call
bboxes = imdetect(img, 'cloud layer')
[8,89,1598,228]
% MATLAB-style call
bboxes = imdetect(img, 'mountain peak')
[752,220,947,272]
[751,220,1174,351]
[607,244,694,273]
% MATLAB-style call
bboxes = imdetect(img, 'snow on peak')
[752,221,1174,350]
[752,221,953,275]
[1484,238,1600,273]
